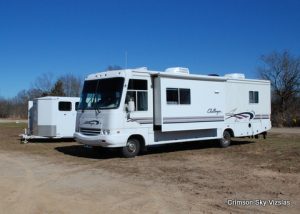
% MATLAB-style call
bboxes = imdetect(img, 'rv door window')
[59,102,72,111]
[249,91,259,104]
[126,79,148,111]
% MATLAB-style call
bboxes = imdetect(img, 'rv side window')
[249,91,259,103]
[126,79,148,111]
[166,88,191,105]
[59,101,72,111]
[179,88,191,104]
[166,88,179,104]
[75,102,79,110]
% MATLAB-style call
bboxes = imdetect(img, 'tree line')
[258,51,300,127]
[0,73,83,119]
[0,56,299,127]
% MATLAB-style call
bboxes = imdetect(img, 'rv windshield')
[78,77,124,110]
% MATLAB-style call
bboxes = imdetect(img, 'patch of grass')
[0,122,27,128]
[222,134,300,173]
[0,123,299,173]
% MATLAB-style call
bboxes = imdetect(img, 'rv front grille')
[80,128,101,136]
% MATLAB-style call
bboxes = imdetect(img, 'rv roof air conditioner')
[134,67,148,71]
[165,67,189,75]
[224,73,245,79]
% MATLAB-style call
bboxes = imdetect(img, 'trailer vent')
[165,67,189,75]
[80,128,101,136]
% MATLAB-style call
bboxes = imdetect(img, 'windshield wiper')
[92,94,101,114]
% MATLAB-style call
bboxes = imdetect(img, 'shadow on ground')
[55,139,255,159]
[21,138,75,143]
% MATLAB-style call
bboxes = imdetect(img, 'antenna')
[125,51,128,69]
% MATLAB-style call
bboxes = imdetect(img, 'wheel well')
[224,128,234,137]
[128,135,146,151]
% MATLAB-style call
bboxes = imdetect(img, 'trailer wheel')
[220,130,231,148]
[122,138,140,158]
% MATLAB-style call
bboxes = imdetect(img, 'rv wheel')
[220,130,231,148]
[122,138,140,158]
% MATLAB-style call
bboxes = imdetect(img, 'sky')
[1,0,300,98]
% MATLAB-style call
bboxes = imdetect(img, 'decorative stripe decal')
[226,112,255,120]
[253,114,270,119]
[128,117,153,124]
[163,116,224,124]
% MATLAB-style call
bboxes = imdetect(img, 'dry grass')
[0,123,299,213]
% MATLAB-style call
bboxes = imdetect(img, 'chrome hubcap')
[127,142,136,153]
[223,134,230,144]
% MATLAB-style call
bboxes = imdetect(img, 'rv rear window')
[166,88,191,105]
[249,91,259,104]
[59,101,72,111]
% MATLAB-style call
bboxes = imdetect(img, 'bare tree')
[15,90,28,118]
[27,88,44,100]
[32,72,55,95]
[50,80,65,96]
[258,51,300,126]
[0,97,11,118]
[58,74,83,97]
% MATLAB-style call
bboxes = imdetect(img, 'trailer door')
[57,101,77,137]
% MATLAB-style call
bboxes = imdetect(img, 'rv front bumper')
[73,132,126,148]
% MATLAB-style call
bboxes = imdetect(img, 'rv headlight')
[101,129,111,135]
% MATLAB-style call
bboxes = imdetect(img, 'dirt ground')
[0,122,299,214]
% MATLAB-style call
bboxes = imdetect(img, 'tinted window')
[249,91,259,103]
[179,89,191,104]
[166,88,179,104]
[166,88,191,105]
[59,102,72,111]
[78,78,124,110]
[128,79,147,90]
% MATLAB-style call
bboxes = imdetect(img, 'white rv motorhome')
[74,67,271,157]
[21,96,80,142]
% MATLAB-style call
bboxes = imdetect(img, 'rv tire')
[220,130,231,148]
[122,138,140,158]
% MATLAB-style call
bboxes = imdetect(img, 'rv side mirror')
[128,99,135,112]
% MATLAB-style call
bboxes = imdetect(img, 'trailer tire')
[220,130,231,148]
[122,138,140,158]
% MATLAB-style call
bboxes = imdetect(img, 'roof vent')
[165,67,189,75]
[134,67,148,71]
[224,73,245,79]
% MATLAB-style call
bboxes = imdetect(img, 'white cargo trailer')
[21,96,80,142]
[74,67,271,157]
